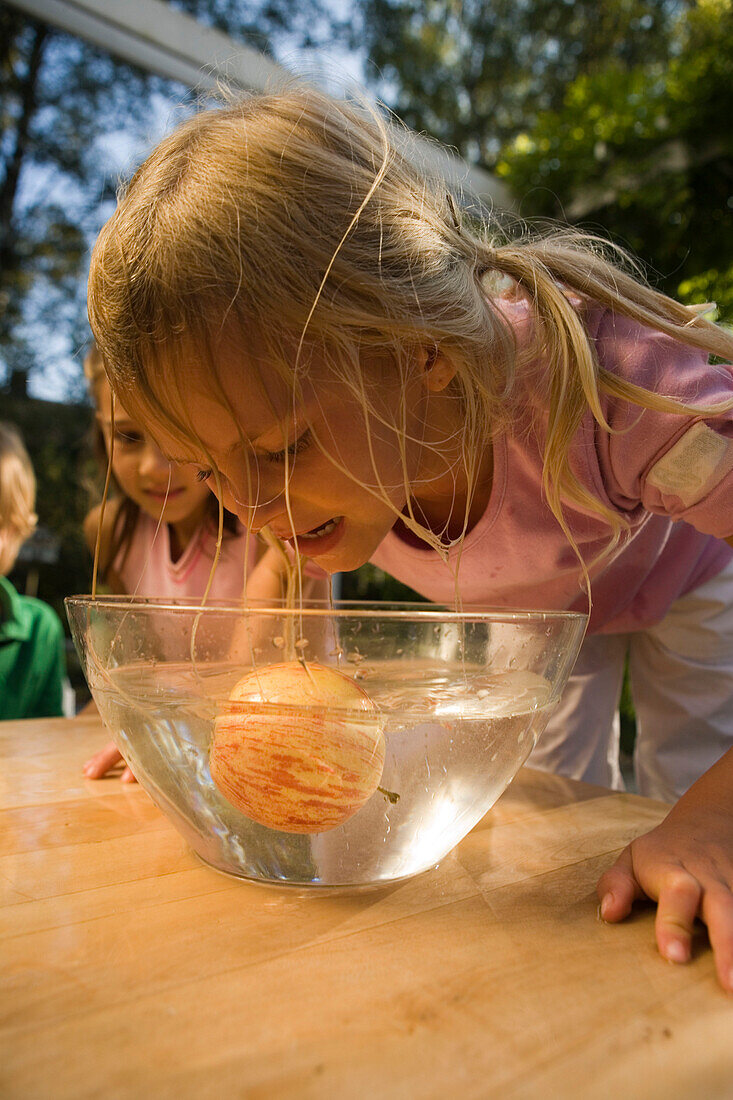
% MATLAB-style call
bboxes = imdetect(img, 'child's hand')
[83,741,137,783]
[245,542,289,602]
[597,750,733,993]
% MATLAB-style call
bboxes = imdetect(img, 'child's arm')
[597,746,733,993]
[244,540,332,603]
[243,541,289,602]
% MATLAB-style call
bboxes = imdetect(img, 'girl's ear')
[421,346,458,393]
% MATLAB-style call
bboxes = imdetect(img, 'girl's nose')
[248,496,288,533]
[220,473,286,532]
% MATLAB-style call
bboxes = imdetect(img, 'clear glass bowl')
[66,596,586,888]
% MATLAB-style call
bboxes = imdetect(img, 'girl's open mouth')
[146,488,184,500]
[289,516,344,553]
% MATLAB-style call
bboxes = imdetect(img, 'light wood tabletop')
[1,715,731,1099]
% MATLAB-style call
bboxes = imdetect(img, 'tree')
[358,0,689,166]
[0,0,339,399]
[496,0,733,318]
[358,0,732,317]
[0,8,173,397]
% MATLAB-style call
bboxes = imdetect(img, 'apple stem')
[378,786,400,804]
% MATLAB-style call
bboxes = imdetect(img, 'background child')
[82,344,325,780]
[83,342,269,603]
[0,421,66,720]
[86,89,733,988]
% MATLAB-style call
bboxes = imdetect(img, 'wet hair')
[0,421,37,575]
[83,342,238,583]
[87,84,733,578]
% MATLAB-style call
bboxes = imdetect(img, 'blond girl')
[87,88,733,990]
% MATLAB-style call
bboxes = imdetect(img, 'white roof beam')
[6,0,514,208]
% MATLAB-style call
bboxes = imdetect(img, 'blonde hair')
[87,85,733,583]
[0,422,37,575]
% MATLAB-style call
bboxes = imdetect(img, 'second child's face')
[96,380,211,527]
[149,337,466,574]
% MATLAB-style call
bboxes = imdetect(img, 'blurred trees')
[360,0,733,318]
[0,7,177,397]
[0,0,337,399]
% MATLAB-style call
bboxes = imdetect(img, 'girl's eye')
[114,430,144,447]
[196,468,213,482]
[264,429,312,465]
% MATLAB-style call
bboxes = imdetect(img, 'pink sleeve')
[593,311,733,538]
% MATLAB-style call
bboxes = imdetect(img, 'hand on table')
[597,755,733,994]
[83,741,137,783]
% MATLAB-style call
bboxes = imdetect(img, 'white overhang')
[6,0,513,209]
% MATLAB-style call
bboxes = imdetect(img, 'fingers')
[597,829,733,992]
[597,846,644,922]
[654,869,702,964]
[701,886,733,994]
[82,742,124,780]
[121,765,138,784]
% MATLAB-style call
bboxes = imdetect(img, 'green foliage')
[495,2,733,316]
[360,0,689,164]
[619,661,637,756]
[361,0,732,319]
[340,562,426,603]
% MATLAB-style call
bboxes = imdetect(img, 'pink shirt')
[371,302,733,634]
[115,512,253,601]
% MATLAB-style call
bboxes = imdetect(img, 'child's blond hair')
[87,85,733,577]
[0,422,37,575]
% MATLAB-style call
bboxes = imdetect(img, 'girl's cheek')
[111,455,136,495]
[214,480,239,515]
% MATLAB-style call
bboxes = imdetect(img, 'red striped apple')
[209,661,385,833]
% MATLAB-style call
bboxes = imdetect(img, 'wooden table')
[1,716,731,1099]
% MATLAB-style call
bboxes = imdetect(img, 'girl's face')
[96,379,212,527]
[150,338,472,574]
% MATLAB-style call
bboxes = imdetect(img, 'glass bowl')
[66,596,586,888]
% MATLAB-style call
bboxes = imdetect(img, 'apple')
[209,661,385,833]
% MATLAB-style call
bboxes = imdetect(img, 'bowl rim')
[65,594,588,624]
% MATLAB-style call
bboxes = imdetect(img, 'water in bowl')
[90,659,554,887]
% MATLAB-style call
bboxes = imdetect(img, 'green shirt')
[0,576,66,720]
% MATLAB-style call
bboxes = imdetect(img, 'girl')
[81,344,325,780]
[87,88,733,990]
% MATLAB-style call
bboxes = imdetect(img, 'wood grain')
[1,716,731,1099]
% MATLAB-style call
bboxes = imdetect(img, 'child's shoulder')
[21,593,64,640]
[587,304,725,393]
[0,576,62,641]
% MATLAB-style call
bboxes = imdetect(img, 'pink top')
[115,512,254,601]
[371,301,733,634]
